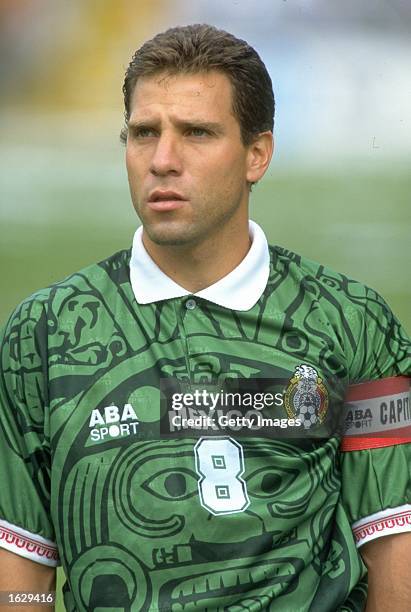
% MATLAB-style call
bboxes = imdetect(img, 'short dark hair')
[121,24,274,146]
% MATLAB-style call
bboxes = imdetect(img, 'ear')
[245,131,274,184]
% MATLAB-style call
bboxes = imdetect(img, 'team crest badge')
[284,364,328,429]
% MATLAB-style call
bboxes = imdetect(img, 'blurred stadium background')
[0,1,410,608]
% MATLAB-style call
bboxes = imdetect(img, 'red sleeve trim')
[352,505,411,548]
[0,519,59,567]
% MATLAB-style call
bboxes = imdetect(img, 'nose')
[150,133,182,177]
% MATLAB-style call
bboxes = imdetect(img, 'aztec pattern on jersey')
[1,244,410,612]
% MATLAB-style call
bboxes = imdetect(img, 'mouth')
[147,190,188,212]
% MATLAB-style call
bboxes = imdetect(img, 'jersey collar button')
[185,298,197,310]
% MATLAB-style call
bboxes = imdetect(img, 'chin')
[144,223,196,247]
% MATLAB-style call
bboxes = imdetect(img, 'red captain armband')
[340,376,411,451]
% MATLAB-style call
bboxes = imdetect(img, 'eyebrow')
[128,119,225,134]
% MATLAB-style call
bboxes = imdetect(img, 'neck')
[142,220,251,293]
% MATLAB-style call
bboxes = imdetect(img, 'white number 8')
[194,437,250,515]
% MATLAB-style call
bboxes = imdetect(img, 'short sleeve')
[340,288,411,547]
[0,297,59,566]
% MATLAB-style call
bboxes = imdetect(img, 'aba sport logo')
[284,365,328,429]
[88,403,139,441]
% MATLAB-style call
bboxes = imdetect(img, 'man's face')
[125,70,255,247]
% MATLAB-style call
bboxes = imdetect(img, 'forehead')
[128,70,235,120]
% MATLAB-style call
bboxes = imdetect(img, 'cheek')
[125,152,144,204]
[125,148,137,177]
[195,150,246,184]
[210,154,247,195]
[125,145,149,177]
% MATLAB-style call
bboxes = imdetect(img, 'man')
[0,24,410,612]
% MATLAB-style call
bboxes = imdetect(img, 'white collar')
[129,220,270,311]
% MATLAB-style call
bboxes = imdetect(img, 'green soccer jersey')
[1,221,410,612]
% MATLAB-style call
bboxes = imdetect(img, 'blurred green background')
[0,1,410,610]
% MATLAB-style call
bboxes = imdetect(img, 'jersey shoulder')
[268,243,378,306]
[3,248,131,322]
[268,243,410,381]
[1,248,132,355]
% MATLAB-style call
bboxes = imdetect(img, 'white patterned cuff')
[352,504,411,548]
[0,519,59,567]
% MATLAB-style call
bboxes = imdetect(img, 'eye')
[142,467,198,501]
[130,126,157,139]
[187,127,210,137]
[246,466,299,499]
